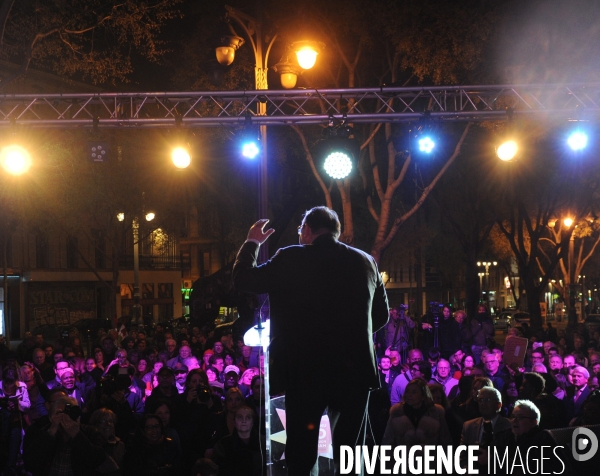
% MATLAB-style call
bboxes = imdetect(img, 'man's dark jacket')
[233,234,389,395]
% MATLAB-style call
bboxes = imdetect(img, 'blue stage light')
[567,131,588,151]
[418,136,435,154]
[242,141,260,159]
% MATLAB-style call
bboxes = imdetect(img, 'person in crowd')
[382,378,451,448]
[204,387,246,457]
[146,399,182,459]
[375,305,415,360]
[23,396,108,475]
[212,406,265,476]
[53,367,92,415]
[123,414,181,475]
[378,355,399,398]
[437,305,462,359]
[460,386,512,469]
[483,352,507,391]
[470,304,494,365]
[19,362,46,423]
[84,356,104,384]
[245,375,265,433]
[165,339,178,360]
[493,399,570,474]
[389,348,424,404]
[0,365,31,475]
[98,364,144,440]
[87,408,126,473]
[223,365,240,393]
[173,362,189,394]
[145,366,183,425]
[456,376,494,422]
[102,337,117,366]
[94,347,107,374]
[428,383,462,446]
[566,365,591,423]
[209,355,225,383]
[453,310,471,352]
[184,356,201,372]
[237,345,253,373]
[32,347,55,382]
[167,345,192,369]
[501,380,519,417]
[143,360,164,387]
[431,358,459,397]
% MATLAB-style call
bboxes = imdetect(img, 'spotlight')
[324,151,352,179]
[567,131,588,151]
[496,140,518,161]
[418,136,435,154]
[171,146,191,169]
[87,141,109,162]
[242,140,260,159]
[1,144,32,175]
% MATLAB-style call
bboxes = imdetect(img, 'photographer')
[375,305,415,361]
[0,365,30,475]
[23,396,108,475]
[97,364,144,440]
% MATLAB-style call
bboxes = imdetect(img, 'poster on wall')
[26,282,97,330]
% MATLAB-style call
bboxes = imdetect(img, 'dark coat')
[233,234,389,394]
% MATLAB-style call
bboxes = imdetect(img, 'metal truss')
[0,83,598,128]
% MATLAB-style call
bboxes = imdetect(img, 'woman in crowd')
[204,387,245,457]
[211,406,265,476]
[85,357,104,383]
[427,383,462,446]
[147,400,182,458]
[124,414,181,475]
[94,347,107,373]
[87,408,126,474]
[501,380,519,417]
[382,379,451,448]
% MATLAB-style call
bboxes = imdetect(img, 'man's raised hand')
[247,219,275,245]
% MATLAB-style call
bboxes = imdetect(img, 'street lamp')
[477,261,497,305]
[118,211,155,326]
[478,272,485,302]
[216,5,322,263]
[564,217,577,326]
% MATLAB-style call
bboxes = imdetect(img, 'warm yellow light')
[563,217,574,228]
[145,212,155,222]
[171,147,191,169]
[280,72,298,89]
[1,145,32,175]
[117,212,125,222]
[496,140,518,161]
[296,46,319,70]
[215,47,236,66]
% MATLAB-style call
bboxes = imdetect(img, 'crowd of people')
[1,301,599,475]
[0,324,266,476]
[372,303,600,474]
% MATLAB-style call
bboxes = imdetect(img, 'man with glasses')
[494,399,568,473]
[233,206,389,476]
[432,358,459,397]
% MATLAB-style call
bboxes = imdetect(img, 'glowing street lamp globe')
[324,151,352,179]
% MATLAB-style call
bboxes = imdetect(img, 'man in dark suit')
[566,365,592,423]
[233,206,389,476]
[461,386,512,470]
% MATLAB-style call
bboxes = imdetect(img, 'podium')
[244,320,335,476]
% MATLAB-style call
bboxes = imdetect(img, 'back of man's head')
[303,206,341,239]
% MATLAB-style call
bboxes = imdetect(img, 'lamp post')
[216,5,322,263]
[118,211,155,327]
[478,272,485,302]
[0,144,32,344]
[477,261,497,305]
[563,217,578,327]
